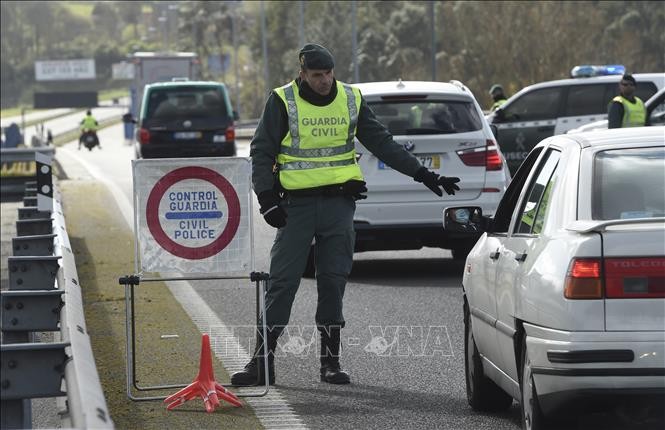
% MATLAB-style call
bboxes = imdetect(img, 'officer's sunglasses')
[620,81,635,87]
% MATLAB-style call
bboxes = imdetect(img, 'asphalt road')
[52,123,664,430]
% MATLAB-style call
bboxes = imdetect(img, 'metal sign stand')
[118,272,270,401]
[120,158,268,403]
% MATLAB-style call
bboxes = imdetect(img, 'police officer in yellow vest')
[608,74,646,128]
[489,84,507,112]
[79,109,99,150]
[232,44,460,386]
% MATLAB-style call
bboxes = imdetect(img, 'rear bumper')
[137,141,236,158]
[524,322,665,414]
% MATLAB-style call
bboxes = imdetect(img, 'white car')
[443,127,665,429]
[567,87,665,133]
[353,81,510,255]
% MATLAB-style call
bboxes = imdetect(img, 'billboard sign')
[35,59,96,81]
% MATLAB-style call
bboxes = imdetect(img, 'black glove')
[258,190,287,228]
[342,180,368,200]
[413,167,461,196]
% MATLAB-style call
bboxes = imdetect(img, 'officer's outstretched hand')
[258,190,287,228]
[414,167,461,196]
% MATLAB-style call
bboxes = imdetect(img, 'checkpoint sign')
[133,158,252,275]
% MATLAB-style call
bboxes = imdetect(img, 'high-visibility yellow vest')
[491,98,507,112]
[612,96,646,127]
[274,80,364,190]
[80,115,98,131]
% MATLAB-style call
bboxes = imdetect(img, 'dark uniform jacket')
[250,78,422,195]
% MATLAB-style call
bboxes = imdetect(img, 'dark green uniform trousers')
[265,194,356,329]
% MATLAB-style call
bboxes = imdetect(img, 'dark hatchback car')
[131,81,237,159]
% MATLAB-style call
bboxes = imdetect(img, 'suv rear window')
[593,147,665,220]
[145,86,229,120]
[368,100,483,135]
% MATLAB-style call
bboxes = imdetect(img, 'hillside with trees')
[2,1,663,117]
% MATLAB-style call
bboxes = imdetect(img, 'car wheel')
[302,246,315,278]
[464,301,513,411]
[520,336,545,430]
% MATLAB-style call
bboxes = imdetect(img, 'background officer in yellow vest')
[608,74,646,128]
[233,43,460,387]
[488,84,507,112]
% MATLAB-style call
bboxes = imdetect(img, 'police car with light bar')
[487,65,665,173]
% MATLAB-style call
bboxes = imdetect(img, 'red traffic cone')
[164,333,242,412]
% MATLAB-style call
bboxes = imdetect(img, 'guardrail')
[1,167,113,428]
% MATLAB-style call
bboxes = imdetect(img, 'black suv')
[130,81,237,159]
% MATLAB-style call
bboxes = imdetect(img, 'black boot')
[319,326,351,384]
[231,329,279,386]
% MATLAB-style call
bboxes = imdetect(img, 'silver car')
[443,127,665,429]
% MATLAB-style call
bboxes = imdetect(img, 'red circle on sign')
[146,166,241,260]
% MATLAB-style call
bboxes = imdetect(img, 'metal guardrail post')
[11,234,56,256]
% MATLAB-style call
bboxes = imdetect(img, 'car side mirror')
[443,206,489,233]
[233,110,240,121]
[122,113,137,124]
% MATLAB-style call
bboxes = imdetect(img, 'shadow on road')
[350,257,465,287]
[278,382,521,428]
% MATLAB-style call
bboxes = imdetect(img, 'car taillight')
[456,140,503,171]
[139,128,150,145]
[225,125,235,142]
[605,257,665,298]
[564,258,602,299]
[485,140,503,171]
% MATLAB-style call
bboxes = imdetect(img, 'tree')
[116,1,143,40]
[92,2,120,40]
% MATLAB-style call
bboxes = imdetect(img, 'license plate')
[379,155,440,170]
[174,131,202,139]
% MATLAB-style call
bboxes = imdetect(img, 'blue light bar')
[570,64,626,78]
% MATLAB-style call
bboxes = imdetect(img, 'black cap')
[621,73,636,84]
[299,43,334,70]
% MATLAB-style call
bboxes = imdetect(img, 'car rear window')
[368,100,483,135]
[593,147,665,220]
[145,86,229,120]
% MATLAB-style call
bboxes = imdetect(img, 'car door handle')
[489,250,500,260]
[537,125,554,132]
[515,252,528,262]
